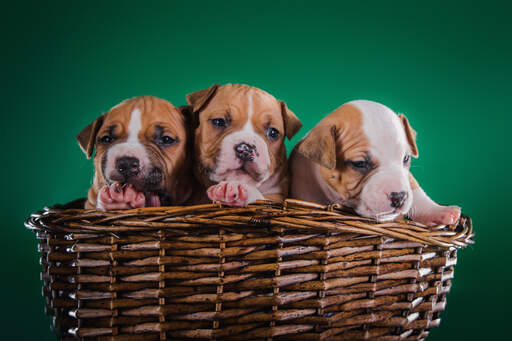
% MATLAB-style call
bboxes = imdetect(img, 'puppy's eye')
[350,160,368,169]
[211,118,227,128]
[99,135,114,144]
[157,135,177,147]
[161,136,176,144]
[403,155,410,164]
[347,160,372,173]
[266,127,280,141]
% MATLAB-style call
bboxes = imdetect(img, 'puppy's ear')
[185,84,220,128]
[398,114,419,158]
[280,101,302,140]
[296,124,337,169]
[186,84,220,113]
[76,114,105,159]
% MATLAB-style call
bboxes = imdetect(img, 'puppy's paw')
[97,182,146,210]
[411,205,461,226]
[433,205,461,225]
[207,182,263,207]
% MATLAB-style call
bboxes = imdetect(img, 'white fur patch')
[349,100,412,221]
[352,100,408,163]
[210,91,271,186]
[96,191,106,211]
[127,108,142,143]
[247,92,254,119]
[104,108,150,179]
[241,91,255,133]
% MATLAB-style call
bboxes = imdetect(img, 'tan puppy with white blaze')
[290,100,461,226]
[77,96,197,210]
[186,84,302,206]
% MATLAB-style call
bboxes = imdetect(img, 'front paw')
[207,182,262,207]
[412,205,461,226]
[97,182,145,210]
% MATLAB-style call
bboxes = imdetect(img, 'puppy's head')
[77,96,189,205]
[186,84,301,187]
[297,100,418,221]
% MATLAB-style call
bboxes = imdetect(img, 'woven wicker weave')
[25,199,473,341]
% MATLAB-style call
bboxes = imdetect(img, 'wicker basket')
[25,199,473,341]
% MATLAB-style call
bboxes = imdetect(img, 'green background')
[2,0,509,339]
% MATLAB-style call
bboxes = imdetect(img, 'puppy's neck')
[166,168,201,205]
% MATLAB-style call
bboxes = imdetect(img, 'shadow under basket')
[25,199,474,341]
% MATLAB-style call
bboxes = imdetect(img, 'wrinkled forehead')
[207,85,280,116]
[104,97,184,131]
[351,100,408,162]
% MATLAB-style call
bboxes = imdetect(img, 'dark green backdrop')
[2,1,509,339]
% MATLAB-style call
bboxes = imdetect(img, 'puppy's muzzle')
[234,143,257,162]
[146,168,163,186]
[113,156,163,190]
[116,157,140,178]
[389,191,407,209]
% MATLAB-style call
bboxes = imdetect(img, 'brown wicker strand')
[25,199,473,340]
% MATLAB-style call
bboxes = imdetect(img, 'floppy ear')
[76,114,105,159]
[186,84,220,112]
[296,123,337,169]
[398,114,419,158]
[185,84,220,128]
[280,101,302,140]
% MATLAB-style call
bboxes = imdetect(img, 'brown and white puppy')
[290,100,460,226]
[186,84,302,206]
[77,96,197,210]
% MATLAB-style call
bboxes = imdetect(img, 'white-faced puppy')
[77,96,197,210]
[290,100,461,226]
[186,84,302,206]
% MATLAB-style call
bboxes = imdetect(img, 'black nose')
[389,191,407,208]
[116,157,140,178]
[234,143,256,162]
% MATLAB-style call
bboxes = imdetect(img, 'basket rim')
[25,198,474,249]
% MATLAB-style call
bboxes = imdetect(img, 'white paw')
[207,182,263,207]
[97,182,146,210]
[411,205,461,226]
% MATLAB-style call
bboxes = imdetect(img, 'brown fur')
[293,103,420,205]
[186,84,302,201]
[294,103,372,204]
[77,96,199,209]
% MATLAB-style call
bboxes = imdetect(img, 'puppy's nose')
[234,143,256,162]
[389,191,407,208]
[116,157,140,178]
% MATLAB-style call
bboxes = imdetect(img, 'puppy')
[290,100,461,226]
[186,84,302,206]
[77,96,197,210]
